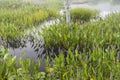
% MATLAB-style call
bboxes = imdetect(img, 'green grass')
[40,13,120,56]
[70,7,99,23]
[0,0,60,40]
[0,45,120,80]
[0,0,120,79]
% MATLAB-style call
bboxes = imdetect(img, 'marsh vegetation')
[0,0,120,80]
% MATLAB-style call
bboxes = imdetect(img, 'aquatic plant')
[40,12,120,56]
[45,48,120,80]
[0,45,120,79]
[0,46,43,80]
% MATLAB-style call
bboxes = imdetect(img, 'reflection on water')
[8,19,59,60]
[5,35,45,71]
[8,36,44,60]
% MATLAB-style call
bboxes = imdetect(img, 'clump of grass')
[70,7,99,23]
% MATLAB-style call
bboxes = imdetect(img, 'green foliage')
[0,23,23,40]
[45,49,120,80]
[40,12,120,55]
[0,7,59,28]
[0,45,120,80]
[0,0,120,79]
[0,46,45,80]
[70,7,99,23]
[38,12,120,79]
[0,0,59,40]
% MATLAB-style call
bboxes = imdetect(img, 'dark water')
[9,20,59,60]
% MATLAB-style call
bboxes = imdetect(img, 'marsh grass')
[0,0,120,79]
[0,45,120,80]
[38,12,120,79]
[45,48,120,80]
[0,0,60,41]
[70,7,99,23]
[40,13,120,56]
